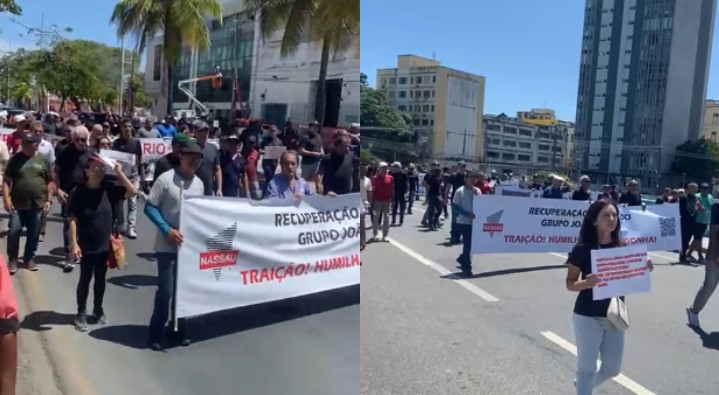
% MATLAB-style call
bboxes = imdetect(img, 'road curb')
[14,269,97,395]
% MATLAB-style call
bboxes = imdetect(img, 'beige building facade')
[376,55,485,161]
[703,99,719,143]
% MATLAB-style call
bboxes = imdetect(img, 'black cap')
[21,133,40,144]
[180,141,204,156]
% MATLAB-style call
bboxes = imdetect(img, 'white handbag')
[606,297,630,330]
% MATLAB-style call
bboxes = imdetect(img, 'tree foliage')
[359,72,409,130]
[0,39,144,111]
[0,0,21,15]
[253,0,359,123]
[111,0,223,114]
[672,137,719,181]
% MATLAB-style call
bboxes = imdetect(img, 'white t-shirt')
[360,176,372,215]
[38,139,55,164]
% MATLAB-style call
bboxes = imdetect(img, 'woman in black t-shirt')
[565,199,653,394]
[68,154,138,332]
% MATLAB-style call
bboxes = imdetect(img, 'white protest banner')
[495,185,532,197]
[264,145,286,160]
[471,196,681,254]
[591,245,650,300]
[175,193,361,319]
[100,149,136,176]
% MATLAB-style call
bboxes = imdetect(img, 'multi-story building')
[483,113,567,175]
[375,55,485,161]
[144,0,359,127]
[517,108,558,127]
[574,0,715,187]
[703,99,719,143]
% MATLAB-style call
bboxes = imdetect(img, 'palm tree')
[252,0,359,125]
[111,0,223,115]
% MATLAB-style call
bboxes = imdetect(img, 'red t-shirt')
[243,148,259,181]
[7,131,23,154]
[372,174,394,201]
[475,180,492,195]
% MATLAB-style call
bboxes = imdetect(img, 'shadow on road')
[136,253,157,262]
[108,274,157,289]
[689,326,719,351]
[34,254,66,270]
[89,284,360,350]
[48,247,67,257]
[440,264,566,280]
[21,311,76,332]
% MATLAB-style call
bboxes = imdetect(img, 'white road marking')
[648,251,676,262]
[540,331,657,395]
[549,252,567,260]
[386,237,500,302]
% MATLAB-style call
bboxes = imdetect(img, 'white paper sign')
[264,145,286,160]
[590,245,650,300]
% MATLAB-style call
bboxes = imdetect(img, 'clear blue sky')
[0,0,143,68]
[361,0,719,121]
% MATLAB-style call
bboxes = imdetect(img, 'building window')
[432,76,436,83]
[539,144,551,151]
[431,90,435,97]
[399,91,407,98]
[538,156,549,163]
[519,129,532,137]
[398,105,406,111]
[487,151,500,159]
[414,105,421,112]
[430,119,434,126]
[503,140,517,147]
[410,77,414,84]
[518,154,531,162]
[504,126,517,134]
[714,113,719,125]
[421,119,429,126]
[416,76,422,84]
[430,105,435,112]
[487,123,501,131]
[502,153,515,161]
[399,77,407,84]
[424,90,431,98]
[153,45,162,81]
[381,78,387,86]
[518,142,531,149]
[422,105,430,112]
[537,132,551,139]
[389,77,396,84]
[413,119,420,126]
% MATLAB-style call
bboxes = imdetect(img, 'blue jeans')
[573,314,624,394]
[450,207,460,241]
[457,224,473,267]
[407,190,416,213]
[7,209,42,262]
[148,253,188,344]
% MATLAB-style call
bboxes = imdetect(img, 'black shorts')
[693,222,708,240]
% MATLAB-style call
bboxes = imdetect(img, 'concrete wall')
[250,24,360,126]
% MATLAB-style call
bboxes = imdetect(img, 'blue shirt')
[267,174,313,199]
[155,123,176,138]
[220,151,245,198]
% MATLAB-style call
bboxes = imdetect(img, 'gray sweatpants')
[372,201,391,238]
[573,314,624,395]
[690,259,719,313]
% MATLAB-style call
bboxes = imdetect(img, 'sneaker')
[149,342,163,351]
[75,313,89,332]
[38,233,44,242]
[22,260,38,272]
[63,256,76,273]
[93,308,108,325]
[7,260,18,275]
[126,227,138,239]
[687,307,700,328]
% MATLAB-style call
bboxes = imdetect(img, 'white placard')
[591,245,650,300]
[264,145,286,160]
[175,194,361,318]
[471,196,681,254]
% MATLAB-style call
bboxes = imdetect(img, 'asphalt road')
[360,205,719,395]
[9,201,359,395]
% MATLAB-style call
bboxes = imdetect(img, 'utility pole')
[119,37,125,114]
[231,13,239,122]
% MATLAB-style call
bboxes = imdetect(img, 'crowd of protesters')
[0,108,361,386]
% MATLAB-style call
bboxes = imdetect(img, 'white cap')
[350,122,360,128]
[553,176,565,182]
[378,161,389,168]
[391,161,402,168]
[14,114,26,123]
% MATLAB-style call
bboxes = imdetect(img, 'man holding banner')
[144,141,205,351]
